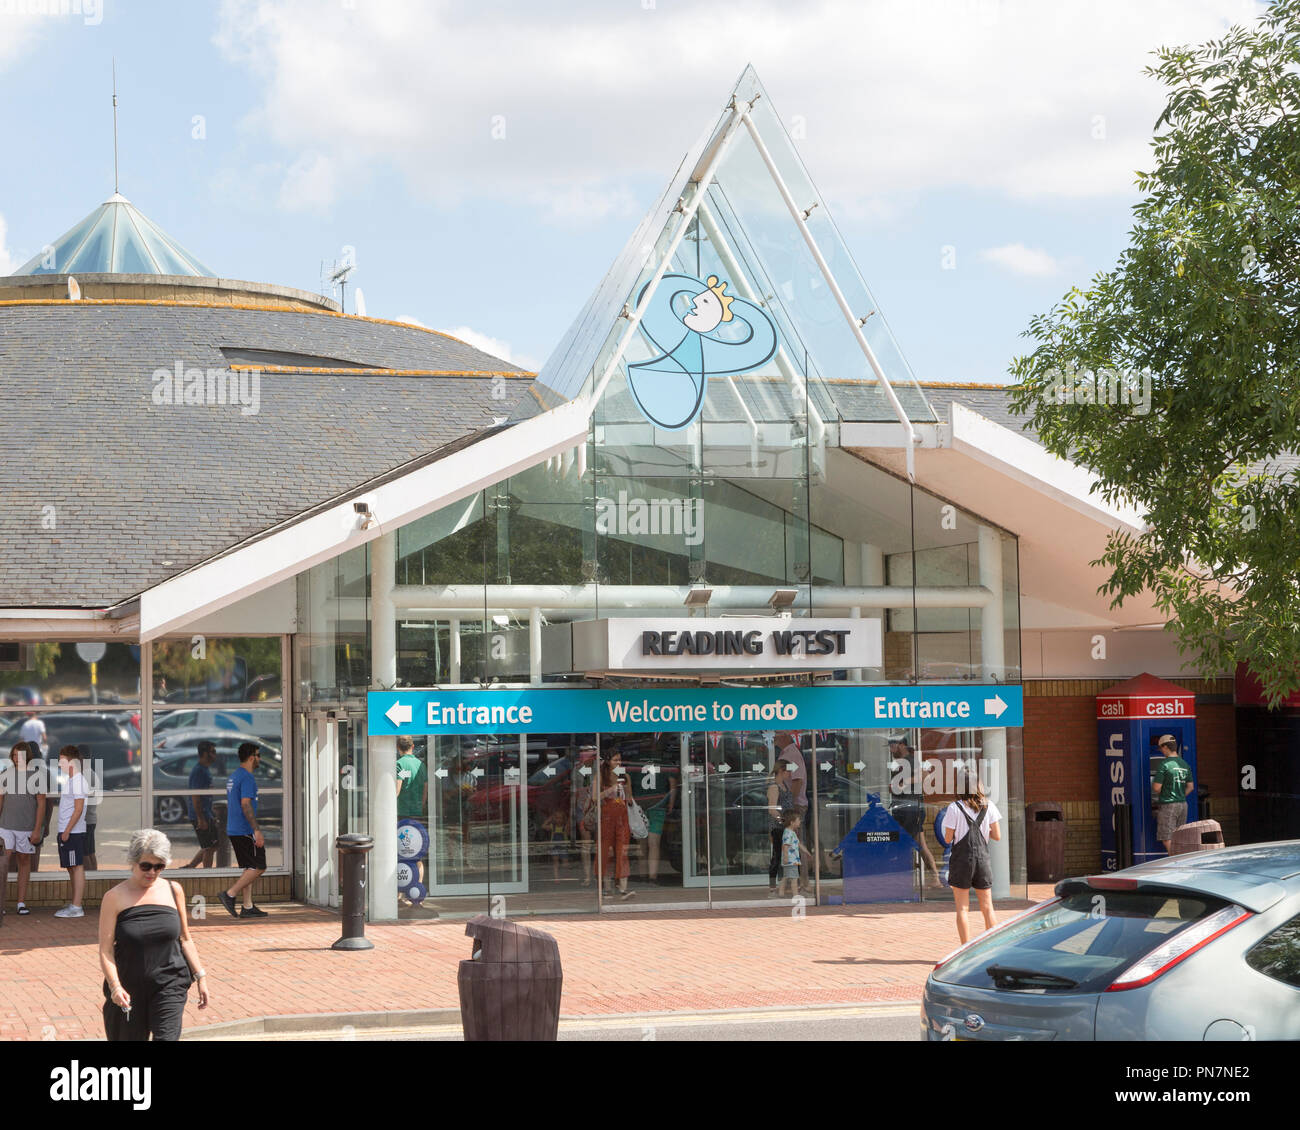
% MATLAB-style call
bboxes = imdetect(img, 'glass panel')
[1245,913,1300,988]
[0,641,141,705]
[76,794,144,873]
[153,637,282,704]
[0,709,141,791]
[66,209,113,272]
[297,545,370,706]
[28,207,104,274]
[160,809,286,872]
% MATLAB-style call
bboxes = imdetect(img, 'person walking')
[54,745,89,919]
[596,749,634,900]
[182,742,219,869]
[1152,734,1194,853]
[766,760,796,896]
[887,735,943,887]
[218,743,267,919]
[942,773,1002,944]
[99,829,209,1041]
[0,742,47,920]
[18,711,45,757]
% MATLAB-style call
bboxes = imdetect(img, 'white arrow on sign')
[984,694,1008,720]
[819,761,833,771]
[470,767,485,779]
[752,762,765,772]
[715,763,731,774]
[385,701,412,726]
[434,768,448,779]
[579,765,593,778]
[542,766,556,777]
[852,761,866,772]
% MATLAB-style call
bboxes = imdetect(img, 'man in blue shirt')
[182,741,219,869]
[219,743,268,919]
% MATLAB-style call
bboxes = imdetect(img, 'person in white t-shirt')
[19,712,46,756]
[55,745,89,918]
[941,772,1002,944]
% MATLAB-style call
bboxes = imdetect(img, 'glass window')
[934,891,1229,993]
[0,709,142,792]
[1245,913,1300,989]
[152,637,282,704]
[0,641,140,705]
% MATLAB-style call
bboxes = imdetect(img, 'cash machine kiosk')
[1097,673,1198,870]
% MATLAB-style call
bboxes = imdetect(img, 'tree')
[1008,1,1300,704]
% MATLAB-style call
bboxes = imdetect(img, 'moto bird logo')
[627,273,778,430]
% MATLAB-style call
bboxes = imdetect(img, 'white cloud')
[979,242,1060,277]
[438,325,541,371]
[0,214,14,276]
[214,0,1264,221]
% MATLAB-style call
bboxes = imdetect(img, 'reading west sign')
[572,617,882,672]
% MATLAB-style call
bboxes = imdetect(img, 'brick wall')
[1022,679,1237,874]
[4,872,293,910]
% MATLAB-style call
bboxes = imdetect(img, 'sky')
[0,0,1267,379]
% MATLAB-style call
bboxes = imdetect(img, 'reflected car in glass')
[0,712,141,791]
[922,842,1300,1040]
[151,733,283,825]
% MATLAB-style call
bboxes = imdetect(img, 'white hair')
[127,829,172,866]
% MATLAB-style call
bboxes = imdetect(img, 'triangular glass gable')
[515,66,935,439]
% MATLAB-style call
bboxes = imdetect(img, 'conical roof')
[11,194,213,277]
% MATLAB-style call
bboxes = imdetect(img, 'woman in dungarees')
[941,775,1002,944]
[98,829,210,1041]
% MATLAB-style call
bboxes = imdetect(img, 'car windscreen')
[933,889,1230,993]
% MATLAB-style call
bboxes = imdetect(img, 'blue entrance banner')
[368,684,1023,736]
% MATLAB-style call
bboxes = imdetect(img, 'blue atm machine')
[1097,673,1199,870]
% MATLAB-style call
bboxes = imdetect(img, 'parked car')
[154,708,281,743]
[1,686,43,706]
[152,738,283,825]
[0,712,141,791]
[922,841,1300,1040]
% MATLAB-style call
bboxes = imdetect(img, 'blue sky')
[0,0,1264,378]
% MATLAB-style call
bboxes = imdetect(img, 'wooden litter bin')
[458,915,562,1041]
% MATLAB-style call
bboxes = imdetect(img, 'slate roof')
[917,382,1038,441]
[0,303,529,607]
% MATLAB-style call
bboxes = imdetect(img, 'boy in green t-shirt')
[1152,734,1194,853]
[395,736,427,819]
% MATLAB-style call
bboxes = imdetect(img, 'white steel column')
[449,617,461,684]
[978,524,1010,898]
[529,607,542,686]
[368,533,399,922]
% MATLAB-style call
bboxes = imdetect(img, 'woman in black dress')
[98,829,210,1041]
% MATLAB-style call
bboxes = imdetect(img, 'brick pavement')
[0,888,1054,1040]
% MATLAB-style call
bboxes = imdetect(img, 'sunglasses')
[137,861,166,873]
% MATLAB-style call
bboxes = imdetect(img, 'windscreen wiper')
[986,964,1078,989]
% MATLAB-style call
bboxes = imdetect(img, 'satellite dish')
[67,276,82,302]
[354,288,367,317]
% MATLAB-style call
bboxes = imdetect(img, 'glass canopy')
[515,65,935,429]
[12,194,214,277]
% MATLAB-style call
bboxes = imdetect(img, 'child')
[539,808,570,882]
[941,772,1002,944]
[778,810,802,898]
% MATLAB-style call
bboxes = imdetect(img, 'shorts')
[191,819,218,849]
[58,832,87,868]
[0,829,34,854]
[947,851,992,891]
[230,834,267,871]
[647,803,668,836]
[781,865,799,880]
[1156,802,1187,843]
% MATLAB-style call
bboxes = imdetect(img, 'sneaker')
[619,888,635,901]
[239,905,269,918]
[16,903,29,915]
[53,905,84,918]
[768,887,780,898]
[218,892,238,918]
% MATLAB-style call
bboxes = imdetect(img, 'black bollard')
[332,833,375,951]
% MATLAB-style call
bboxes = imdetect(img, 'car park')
[922,841,1300,1040]
[0,712,141,791]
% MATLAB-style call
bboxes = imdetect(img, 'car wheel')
[156,796,186,825]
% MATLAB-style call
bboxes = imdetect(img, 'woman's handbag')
[626,799,650,840]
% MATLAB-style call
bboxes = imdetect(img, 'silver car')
[922,841,1300,1040]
